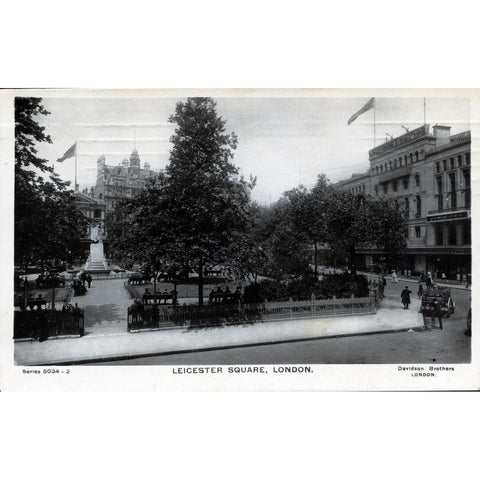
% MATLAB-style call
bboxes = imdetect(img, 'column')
[456,222,464,246]
[442,224,448,246]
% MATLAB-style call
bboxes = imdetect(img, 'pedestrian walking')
[417,282,424,298]
[400,286,412,310]
[466,273,471,288]
[87,273,92,288]
[391,270,398,283]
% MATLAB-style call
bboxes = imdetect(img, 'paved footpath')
[363,271,471,291]
[14,291,423,365]
[68,278,133,335]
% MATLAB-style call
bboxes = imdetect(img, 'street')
[94,279,471,365]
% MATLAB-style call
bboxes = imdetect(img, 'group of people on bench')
[209,285,243,304]
[142,288,176,305]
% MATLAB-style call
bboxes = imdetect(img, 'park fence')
[14,287,72,308]
[127,296,376,331]
[14,308,85,340]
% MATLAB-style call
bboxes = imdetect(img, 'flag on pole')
[57,143,76,162]
[347,98,375,125]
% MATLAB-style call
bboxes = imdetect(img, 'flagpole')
[423,97,426,126]
[75,141,78,191]
[373,100,376,146]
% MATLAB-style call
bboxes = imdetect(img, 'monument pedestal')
[83,226,111,274]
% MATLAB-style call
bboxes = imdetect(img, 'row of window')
[366,164,469,199]
[373,150,423,175]
[349,184,366,195]
[435,153,470,173]
[373,174,421,196]
[435,168,470,193]
[434,222,471,246]
[410,223,471,245]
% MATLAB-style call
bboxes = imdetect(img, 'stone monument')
[84,225,111,274]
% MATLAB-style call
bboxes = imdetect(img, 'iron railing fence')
[127,296,376,331]
[14,287,72,308]
[14,308,85,340]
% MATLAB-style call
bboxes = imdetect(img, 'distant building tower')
[129,149,141,174]
[122,158,129,169]
[144,161,150,172]
[95,155,106,199]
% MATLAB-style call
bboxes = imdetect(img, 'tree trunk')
[173,281,178,307]
[198,253,204,306]
[314,241,318,278]
[349,245,357,275]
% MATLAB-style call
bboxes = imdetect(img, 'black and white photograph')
[1,89,477,390]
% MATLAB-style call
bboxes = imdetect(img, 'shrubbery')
[244,273,370,303]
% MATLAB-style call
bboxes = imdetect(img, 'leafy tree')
[165,97,255,304]
[324,189,368,274]
[367,198,408,267]
[263,196,311,279]
[15,97,89,269]
[284,174,331,277]
[105,174,188,287]
[106,98,255,304]
[325,189,408,274]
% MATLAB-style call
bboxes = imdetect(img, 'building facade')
[334,124,471,281]
[94,149,159,216]
[75,149,160,258]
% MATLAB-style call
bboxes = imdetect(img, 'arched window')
[99,193,103,200]
[415,151,419,162]
[380,165,383,173]
[415,174,420,187]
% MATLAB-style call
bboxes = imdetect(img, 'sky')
[34,94,471,204]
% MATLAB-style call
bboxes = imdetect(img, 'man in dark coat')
[432,299,443,329]
[401,286,412,309]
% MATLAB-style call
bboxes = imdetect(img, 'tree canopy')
[105,97,408,296]
[15,97,89,268]
[106,98,256,303]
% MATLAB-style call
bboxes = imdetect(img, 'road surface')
[94,281,471,365]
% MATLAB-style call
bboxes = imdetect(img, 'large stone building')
[75,149,160,257]
[94,149,159,216]
[334,124,471,281]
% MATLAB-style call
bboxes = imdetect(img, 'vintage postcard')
[0,88,478,391]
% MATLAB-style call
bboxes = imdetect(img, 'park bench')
[204,267,223,276]
[127,273,151,285]
[143,293,176,305]
[208,292,242,305]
